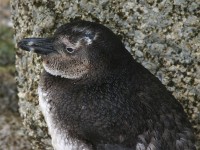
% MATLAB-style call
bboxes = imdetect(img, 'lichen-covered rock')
[11,0,200,149]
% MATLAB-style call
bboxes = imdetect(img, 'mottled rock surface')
[11,0,199,149]
[0,1,32,149]
[0,64,32,150]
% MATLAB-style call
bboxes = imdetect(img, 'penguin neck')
[78,58,134,86]
[41,64,132,89]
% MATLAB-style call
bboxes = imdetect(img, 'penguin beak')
[18,38,55,55]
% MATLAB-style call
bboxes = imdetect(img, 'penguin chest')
[38,86,90,150]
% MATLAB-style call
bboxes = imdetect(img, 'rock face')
[0,1,32,148]
[11,0,199,149]
[0,25,32,150]
[0,58,32,150]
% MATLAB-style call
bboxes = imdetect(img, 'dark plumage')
[18,21,196,150]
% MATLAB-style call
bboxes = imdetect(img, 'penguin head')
[18,21,130,79]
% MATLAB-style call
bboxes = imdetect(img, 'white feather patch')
[38,86,89,150]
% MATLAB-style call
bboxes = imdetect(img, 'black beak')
[18,38,55,55]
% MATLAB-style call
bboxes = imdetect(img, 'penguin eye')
[66,48,74,53]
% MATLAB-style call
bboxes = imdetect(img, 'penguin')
[18,21,196,150]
